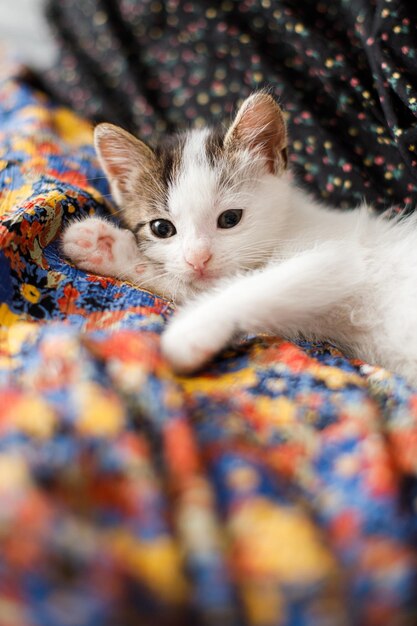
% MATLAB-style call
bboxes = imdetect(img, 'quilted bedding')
[1,60,417,626]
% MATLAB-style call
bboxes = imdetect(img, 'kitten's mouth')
[198,274,216,282]
[189,270,220,284]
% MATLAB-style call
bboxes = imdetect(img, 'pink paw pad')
[78,239,93,249]
[96,236,115,261]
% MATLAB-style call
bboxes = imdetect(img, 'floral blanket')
[1,61,417,626]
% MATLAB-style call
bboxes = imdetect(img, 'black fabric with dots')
[45,0,417,210]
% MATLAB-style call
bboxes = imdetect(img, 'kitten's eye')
[150,219,177,238]
[217,209,243,229]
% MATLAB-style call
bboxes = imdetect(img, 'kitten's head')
[95,92,289,302]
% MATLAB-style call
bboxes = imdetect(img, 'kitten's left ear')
[94,123,157,205]
[225,93,288,174]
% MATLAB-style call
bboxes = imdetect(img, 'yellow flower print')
[52,108,94,146]
[109,531,188,603]
[14,395,57,439]
[0,303,21,327]
[77,383,125,438]
[20,284,41,304]
[0,183,34,215]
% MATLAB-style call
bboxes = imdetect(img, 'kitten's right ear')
[94,124,156,205]
[224,93,288,174]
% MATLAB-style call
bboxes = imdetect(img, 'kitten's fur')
[63,93,417,383]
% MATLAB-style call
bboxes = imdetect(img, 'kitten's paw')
[161,303,234,374]
[62,217,138,277]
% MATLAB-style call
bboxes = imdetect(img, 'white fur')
[127,130,289,302]
[63,128,417,384]
[163,178,417,383]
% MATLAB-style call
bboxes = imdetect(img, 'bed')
[1,0,417,624]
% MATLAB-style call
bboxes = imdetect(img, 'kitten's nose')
[185,249,212,272]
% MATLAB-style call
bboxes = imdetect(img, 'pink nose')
[185,250,212,272]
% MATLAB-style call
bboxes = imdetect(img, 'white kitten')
[62,93,417,384]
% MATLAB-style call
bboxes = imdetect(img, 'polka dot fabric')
[45,0,417,210]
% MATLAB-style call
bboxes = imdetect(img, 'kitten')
[62,93,417,384]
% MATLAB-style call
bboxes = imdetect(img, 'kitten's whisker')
[136,273,169,286]
[169,276,180,303]
[133,270,180,288]
[113,258,145,273]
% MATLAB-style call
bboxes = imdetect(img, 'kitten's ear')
[225,93,288,173]
[94,123,156,205]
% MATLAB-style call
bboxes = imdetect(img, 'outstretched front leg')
[161,243,363,373]
[62,216,142,282]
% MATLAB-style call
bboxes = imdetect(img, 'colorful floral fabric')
[2,60,417,626]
